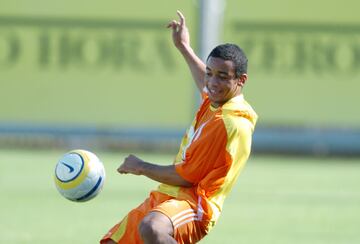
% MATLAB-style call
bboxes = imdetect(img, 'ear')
[237,74,248,87]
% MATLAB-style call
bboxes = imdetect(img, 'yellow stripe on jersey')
[112,216,128,242]
[209,115,253,210]
[157,184,181,198]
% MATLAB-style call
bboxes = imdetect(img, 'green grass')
[1,149,359,243]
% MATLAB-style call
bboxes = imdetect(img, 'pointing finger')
[176,10,185,27]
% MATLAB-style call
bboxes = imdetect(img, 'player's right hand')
[117,154,144,175]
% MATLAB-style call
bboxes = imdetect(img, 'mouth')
[208,87,222,97]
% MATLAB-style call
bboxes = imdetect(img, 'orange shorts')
[100,191,207,244]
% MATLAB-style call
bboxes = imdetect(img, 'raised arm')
[167,10,206,92]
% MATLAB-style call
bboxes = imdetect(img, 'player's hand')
[167,10,190,50]
[117,154,144,175]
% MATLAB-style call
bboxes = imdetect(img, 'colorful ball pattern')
[54,149,105,202]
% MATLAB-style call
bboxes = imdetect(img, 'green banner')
[1,0,359,129]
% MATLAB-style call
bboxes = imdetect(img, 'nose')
[207,76,221,87]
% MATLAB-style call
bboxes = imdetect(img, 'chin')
[209,99,223,108]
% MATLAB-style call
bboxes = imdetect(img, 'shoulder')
[219,113,254,156]
[221,95,258,132]
[221,115,253,138]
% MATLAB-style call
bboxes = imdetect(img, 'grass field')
[1,149,359,244]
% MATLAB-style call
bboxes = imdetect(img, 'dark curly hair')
[207,43,248,78]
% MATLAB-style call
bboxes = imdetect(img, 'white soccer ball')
[54,149,105,202]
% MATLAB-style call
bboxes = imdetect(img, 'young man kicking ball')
[101,10,257,244]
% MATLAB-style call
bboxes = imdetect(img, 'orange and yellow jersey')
[157,92,257,231]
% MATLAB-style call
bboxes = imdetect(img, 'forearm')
[177,44,206,92]
[168,11,206,92]
[139,162,193,187]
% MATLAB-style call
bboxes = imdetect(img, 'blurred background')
[0,0,359,243]
[0,0,359,156]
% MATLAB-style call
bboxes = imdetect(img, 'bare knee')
[101,239,117,244]
[138,212,175,244]
[139,216,158,240]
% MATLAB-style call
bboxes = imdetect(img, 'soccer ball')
[54,149,105,202]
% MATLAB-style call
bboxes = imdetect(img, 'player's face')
[205,57,246,108]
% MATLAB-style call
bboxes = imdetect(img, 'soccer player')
[101,10,258,244]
